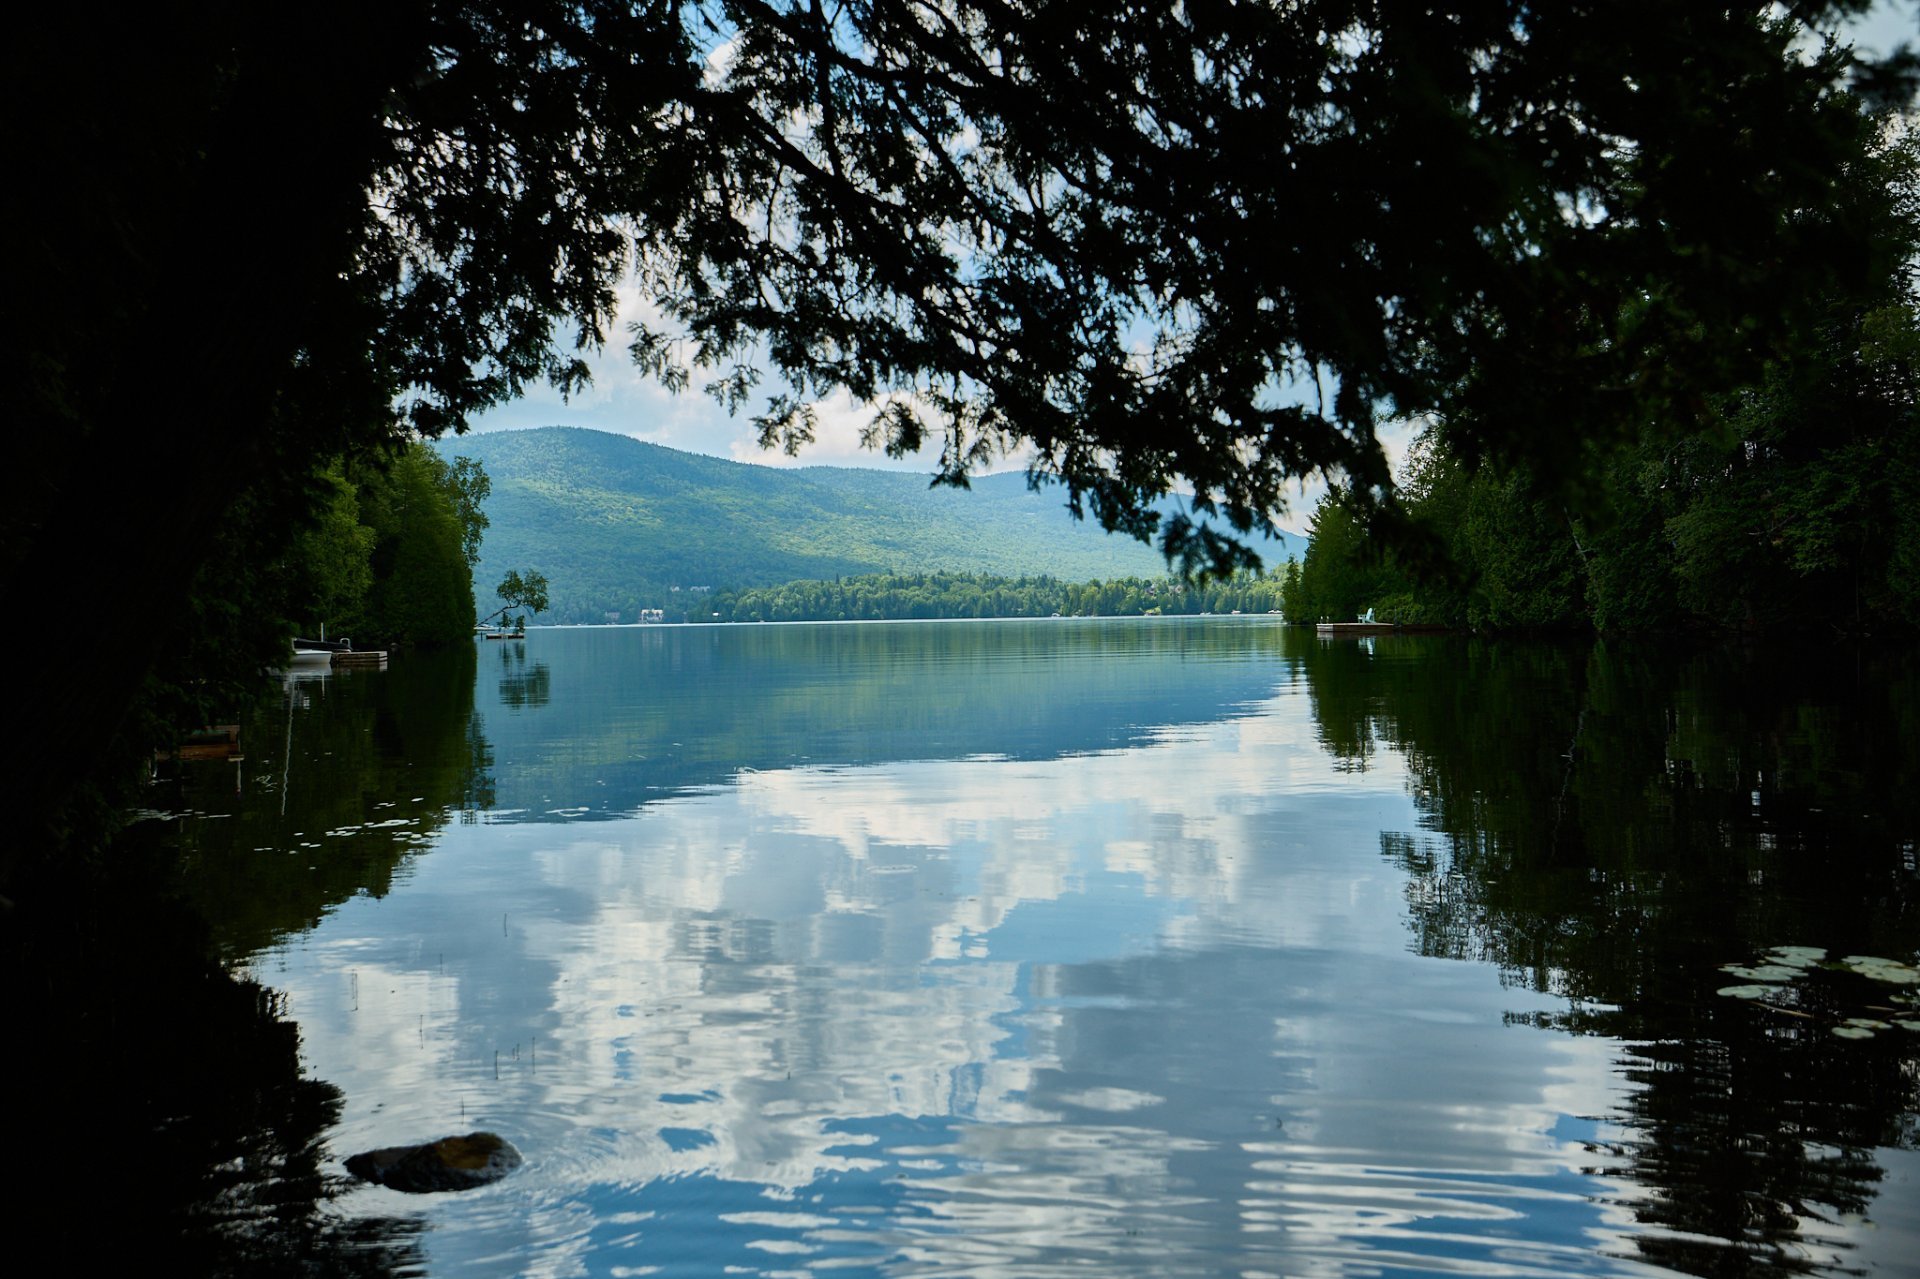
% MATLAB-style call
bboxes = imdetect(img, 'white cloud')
[723,387,946,471]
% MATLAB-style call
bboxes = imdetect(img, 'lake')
[141,620,1920,1276]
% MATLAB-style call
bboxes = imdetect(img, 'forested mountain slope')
[440,428,1303,622]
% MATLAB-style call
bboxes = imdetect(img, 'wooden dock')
[158,724,242,763]
[1315,622,1397,635]
[332,649,388,669]
[1314,622,1451,637]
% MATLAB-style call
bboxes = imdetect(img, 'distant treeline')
[699,571,1288,623]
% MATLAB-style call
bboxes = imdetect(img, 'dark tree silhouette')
[3,2,1910,871]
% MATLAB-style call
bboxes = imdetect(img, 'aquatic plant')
[1715,945,1920,1039]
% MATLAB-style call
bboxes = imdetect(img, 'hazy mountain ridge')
[440,427,1303,623]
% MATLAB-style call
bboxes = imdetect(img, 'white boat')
[291,636,350,664]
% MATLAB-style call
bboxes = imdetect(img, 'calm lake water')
[154,619,1920,1277]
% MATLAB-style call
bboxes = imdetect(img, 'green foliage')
[446,456,491,570]
[287,465,375,636]
[1294,285,1920,635]
[286,444,484,649]
[1455,471,1586,631]
[1278,559,1304,623]
[357,447,479,647]
[1292,496,1382,623]
[705,571,1285,624]
[488,569,551,626]
[1653,301,1920,631]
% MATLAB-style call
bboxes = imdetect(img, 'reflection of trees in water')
[2,648,503,1272]
[462,709,497,816]
[497,640,551,709]
[1,846,423,1277]
[1301,636,1920,1277]
[174,645,494,956]
[477,619,1302,819]
[1618,1031,1906,1279]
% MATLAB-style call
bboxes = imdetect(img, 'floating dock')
[158,724,242,763]
[331,649,388,669]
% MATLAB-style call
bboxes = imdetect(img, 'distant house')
[639,608,665,624]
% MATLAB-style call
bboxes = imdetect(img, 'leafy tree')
[1293,214,1920,637]
[1660,300,1920,632]
[282,444,485,648]
[1454,470,1587,631]
[630,3,1903,576]
[289,465,377,639]
[1278,559,1304,623]
[484,569,551,629]
[1292,493,1402,623]
[446,456,492,571]
[5,2,1914,869]
[1581,453,1684,635]
[353,446,480,646]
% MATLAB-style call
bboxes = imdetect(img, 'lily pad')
[1894,1020,1920,1032]
[1721,964,1801,982]
[1832,1025,1876,1039]
[1843,957,1920,985]
[1844,1018,1892,1030]
[1716,984,1777,1000]
[1765,946,1826,967]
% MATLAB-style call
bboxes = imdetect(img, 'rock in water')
[345,1132,522,1193]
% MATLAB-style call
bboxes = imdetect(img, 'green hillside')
[436,427,1303,623]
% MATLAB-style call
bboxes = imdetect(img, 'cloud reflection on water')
[259,651,1651,1278]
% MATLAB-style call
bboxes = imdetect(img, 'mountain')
[436,427,1305,623]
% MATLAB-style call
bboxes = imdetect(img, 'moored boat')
[1315,621,1398,635]
[291,637,351,664]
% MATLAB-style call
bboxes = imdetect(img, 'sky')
[462,1,1919,522]
[1851,0,1918,55]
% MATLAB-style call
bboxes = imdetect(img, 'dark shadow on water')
[496,640,551,710]
[0,647,501,1274]
[165,645,492,958]
[0,836,425,1277]
[1300,634,1920,1277]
